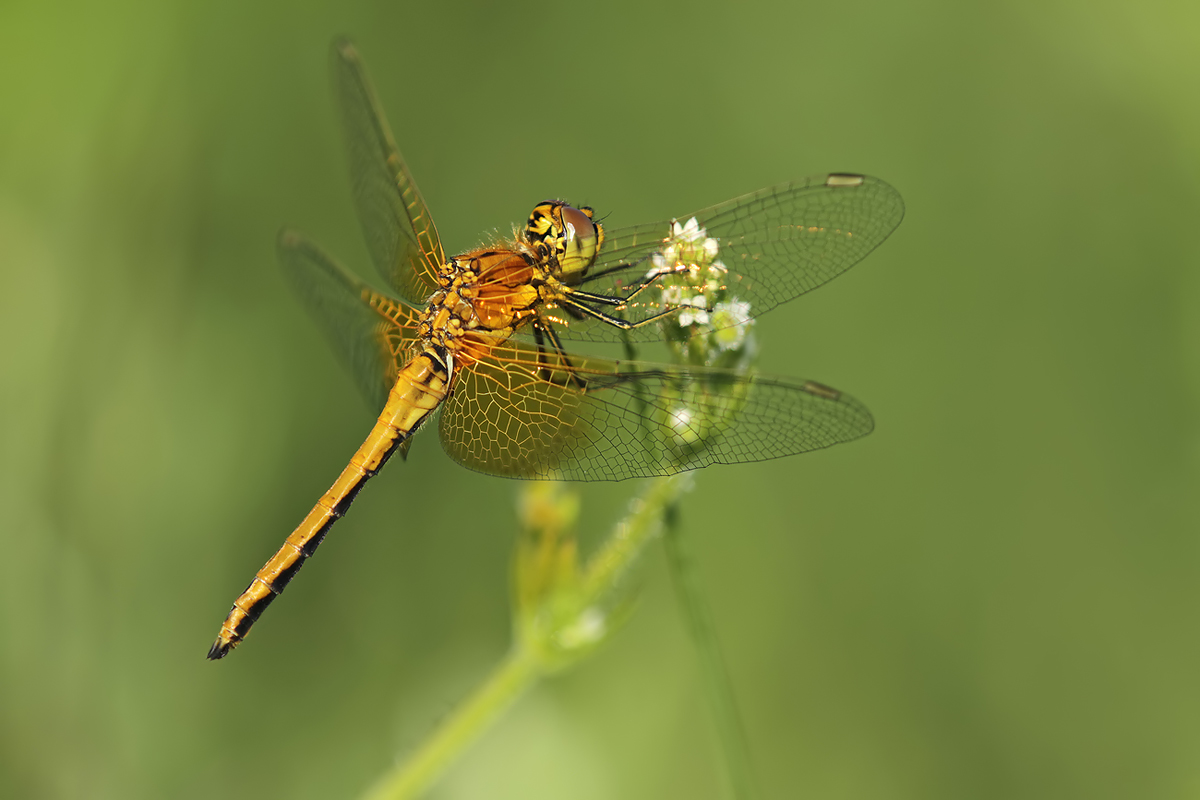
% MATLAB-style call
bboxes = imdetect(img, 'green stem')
[361,646,541,800]
[662,496,761,800]
[580,473,691,604]
[362,474,692,800]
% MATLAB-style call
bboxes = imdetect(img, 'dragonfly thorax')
[418,248,542,351]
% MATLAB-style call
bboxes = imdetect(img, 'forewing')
[332,40,445,304]
[278,229,421,410]
[549,174,903,343]
[439,339,872,481]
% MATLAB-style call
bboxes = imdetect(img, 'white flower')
[710,298,753,351]
[660,284,685,305]
[648,252,667,277]
[672,217,705,242]
[677,296,710,328]
[703,237,719,259]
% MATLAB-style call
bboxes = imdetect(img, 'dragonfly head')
[524,201,605,282]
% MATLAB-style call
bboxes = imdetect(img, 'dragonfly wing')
[439,340,872,481]
[332,40,445,304]
[278,229,421,410]
[549,173,904,343]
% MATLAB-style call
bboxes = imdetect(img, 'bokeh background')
[3,1,1199,798]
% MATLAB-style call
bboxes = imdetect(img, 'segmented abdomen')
[207,351,450,659]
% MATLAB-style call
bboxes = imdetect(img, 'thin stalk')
[580,473,690,603]
[662,496,761,800]
[361,646,540,800]
[361,473,691,800]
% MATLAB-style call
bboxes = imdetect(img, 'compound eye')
[558,204,600,278]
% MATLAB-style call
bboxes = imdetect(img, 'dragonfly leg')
[532,319,589,389]
[567,263,690,308]
[559,295,682,331]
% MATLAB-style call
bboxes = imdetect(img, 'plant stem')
[361,646,541,800]
[362,474,692,800]
[580,473,691,604]
[662,495,761,800]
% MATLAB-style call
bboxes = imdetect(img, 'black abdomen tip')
[207,639,234,661]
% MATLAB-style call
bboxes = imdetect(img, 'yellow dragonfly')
[207,41,904,659]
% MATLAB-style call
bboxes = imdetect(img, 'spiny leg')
[531,319,589,390]
[568,262,692,308]
[559,295,683,331]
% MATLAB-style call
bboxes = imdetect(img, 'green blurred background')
[3,0,1198,797]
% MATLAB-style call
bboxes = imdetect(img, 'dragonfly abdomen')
[207,351,450,659]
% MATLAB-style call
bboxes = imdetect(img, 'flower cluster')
[641,217,759,459]
[650,217,756,369]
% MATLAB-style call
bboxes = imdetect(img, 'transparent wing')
[332,39,445,304]
[277,229,422,410]
[439,338,872,481]
[546,173,904,342]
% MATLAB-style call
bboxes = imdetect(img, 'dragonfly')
[206,40,904,660]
